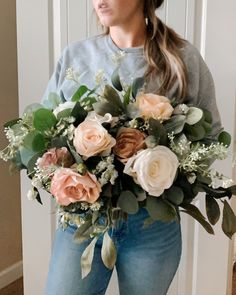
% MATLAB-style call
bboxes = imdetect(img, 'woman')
[44,0,222,294]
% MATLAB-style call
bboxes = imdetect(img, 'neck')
[109,20,146,49]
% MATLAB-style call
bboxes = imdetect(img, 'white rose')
[53,101,76,117]
[124,146,179,197]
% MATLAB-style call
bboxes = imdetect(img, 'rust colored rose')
[113,127,146,163]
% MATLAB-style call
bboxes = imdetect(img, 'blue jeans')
[45,208,182,295]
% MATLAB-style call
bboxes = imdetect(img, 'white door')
[16,0,236,294]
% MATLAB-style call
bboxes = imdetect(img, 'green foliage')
[218,131,231,147]
[132,77,145,98]
[72,85,89,102]
[117,191,139,214]
[111,68,123,91]
[43,93,62,109]
[186,107,203,125]
[205,195,220,225]
[19,147,39,167]
[181,203,214,234]
[123,86,132,106]
[33,109,57,131]
[93,101,121,116]
[222,200,236,239]
[73,219,93,244]
[3,119,20,128]
[71,102,88,126]
[80,236,99,279]
[148,118,167,145]
[23,103,44,115]
[56,108,73,120]
[23,131,47,152]
[164,115,186,134]
[67,142,83,164]
[164,186,184,205]
[101,231,117,269]
[146,196,177,222]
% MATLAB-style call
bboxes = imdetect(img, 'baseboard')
[0,261,23,289]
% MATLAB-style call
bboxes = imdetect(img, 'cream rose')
[124,146,179,197]
[136,93,173,120]
[50,168,101,205]
[113,127,146,163]
[73,119,116,159]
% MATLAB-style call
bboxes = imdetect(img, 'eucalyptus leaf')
[206,195,220,225]
[42,93,62,109]
[203,109,213,123]
[222,200,236,239]
[117,191,139,214]
[72,85,89,102]
[146,196,177,222]
[218,131,231,147]
[164,186,184,205]
[33,109,57,131]
[111,68,123,91]
[148,118,167,145]
[80,236,99,279]
[186,107,203,125]
[163,115,186,134]
[101,231,117,269]
[19,147,38,167]
[185,123,206,141]
[180,203,214,234]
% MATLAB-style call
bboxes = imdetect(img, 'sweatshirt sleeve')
[41,53,65,106]
[183,42,223,141]
[196,57,223,141]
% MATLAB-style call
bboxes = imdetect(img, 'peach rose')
[136,93,173,120]
[38,147,73,169]
[73,119,116,159]
[50,168,101,205]
[113,127,146,163]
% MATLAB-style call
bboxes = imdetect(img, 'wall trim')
[0,261,23,289]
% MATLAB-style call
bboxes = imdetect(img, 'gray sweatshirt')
[42,34,222,139]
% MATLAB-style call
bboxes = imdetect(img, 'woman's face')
[93,0,144,28]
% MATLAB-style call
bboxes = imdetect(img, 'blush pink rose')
[73,119,116,159]
[38,147,73,169]
[50,168,101,205]
[113,127,146,163]
[136,93,174,120]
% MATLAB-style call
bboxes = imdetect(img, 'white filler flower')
[124,146,179,197]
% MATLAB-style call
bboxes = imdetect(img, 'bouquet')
[1,67,236,278]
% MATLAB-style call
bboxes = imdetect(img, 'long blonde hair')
[144,0,188,100]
